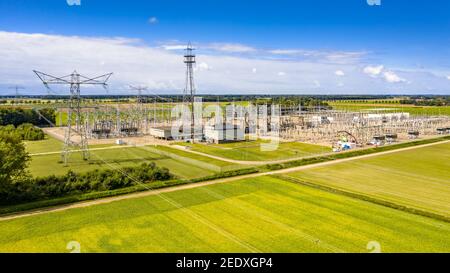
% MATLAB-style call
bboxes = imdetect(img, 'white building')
[204,123,245,144]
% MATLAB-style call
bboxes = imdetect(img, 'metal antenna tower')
[129,85,148,105]
[8,85,25,102]
[183,42,196,141]
[33,70,113,165]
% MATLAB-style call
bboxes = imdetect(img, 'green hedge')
[0,167,259,216]
[0,123,45,141]
[0,162,172,206]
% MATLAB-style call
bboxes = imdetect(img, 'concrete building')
[149,126,174,140]
[204,123,245,144]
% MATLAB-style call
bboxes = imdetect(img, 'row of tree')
[0,162,172,206]
[0,108,56,127]
[399,97,450,106]
[0,124,45,141]
[0,127,173,206]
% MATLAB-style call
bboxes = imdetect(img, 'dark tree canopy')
[0,130,30,187]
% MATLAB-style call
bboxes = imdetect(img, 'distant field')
[24,136,115,154]
[174,140,331,161]
[329,102,450,116]
[0,176,448,253]
[28,145,216,179]
[283,142,450,217]
[154,145,243,172]
[26,135,245,178]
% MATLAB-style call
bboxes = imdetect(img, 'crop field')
[174,140,331,161]
[329,102,450,116]
[283,142,450,217]
[0,175,448,253]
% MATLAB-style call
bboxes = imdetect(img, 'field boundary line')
[1,139,448,221]
[274,175,450,223]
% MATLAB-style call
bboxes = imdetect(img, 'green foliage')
[0,130,30,192]
[0,108,56,127]
[0,162,173,206]
[0,124,45,141]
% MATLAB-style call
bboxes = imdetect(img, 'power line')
[34,70,113,166]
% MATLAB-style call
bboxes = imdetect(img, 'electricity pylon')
[183,42,196,141]
[34,70,113,165]
[8,85,25,102]
[129,85,148,104]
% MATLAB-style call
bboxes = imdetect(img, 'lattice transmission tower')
[8,85,25,102]
[183,42,196,141]
[34,70,113,165]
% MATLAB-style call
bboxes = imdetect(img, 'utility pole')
[8,85,25,103]
[34,70,113,165]
[183,42,196,141]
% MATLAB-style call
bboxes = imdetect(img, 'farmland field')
[24,135,114,154]
[0,175,448,253]
[174,140,331,161]
[283,142,450,217]
[28,145,217,179]
[25,134,245,179]
[329,102,450,116]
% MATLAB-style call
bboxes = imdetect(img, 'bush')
[0,163,173,206]
[0,123,45,141]
[0,108,55,127]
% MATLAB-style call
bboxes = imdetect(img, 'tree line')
[0,123,45,141]
[0,127,173,206]
[0,108,56,127]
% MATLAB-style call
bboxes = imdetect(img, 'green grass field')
[0,175,448,253]
[28,146,217,179]
[24,136,115,154]
[329,102,450,116]
[174,140,331,161]
[154,145,244,172]
[25,136,244,179]
[283,142,450,217]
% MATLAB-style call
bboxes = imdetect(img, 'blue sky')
[0,0,449,95]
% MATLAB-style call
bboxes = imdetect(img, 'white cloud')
[196,62,211,71]
[277,71,286,76]
[0,31,448,95]
[206,43,255,53]
[383,71,406,83]
[335,70,345,76]
[269,49,366,64]
[148,17,159,24]
[269,49,302,55]
[161,44,186,50]
[363,65,384,77]
[363,65,406,83]
[447,75,450,80]
[66,0,81,6]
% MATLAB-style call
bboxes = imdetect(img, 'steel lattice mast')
[8,85,25,102]
[183,43,196,141]
[33,70,113,165]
